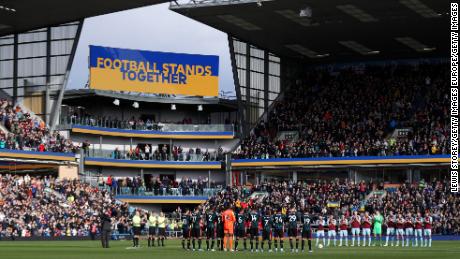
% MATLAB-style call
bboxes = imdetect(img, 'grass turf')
[0,240,459,259]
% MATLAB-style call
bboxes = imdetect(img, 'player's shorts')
[396,228,405,236]
[316,230,325,237]
[217,227,224,238]
[302,229,312,239]
[249,228,259,237]
[133,226,141,236]
[206,228,215,239]
[191,228,201,238]
[236,228,246,238]
[405,228,413,236]
[386,227,395,235]
[182,228,191,238]
[414,229,423,237]
[328,230,337,237]
[339,230,348,237]
[423,229,431,236]
[224,227,234,235]
[362,228,371,236]
[149,227,156,236]
[351,228,360,235]
[373,227,382,235]
[158,227,166,236]
[287,227,298,237]
[273,228,284,238]
[262,229,271,240]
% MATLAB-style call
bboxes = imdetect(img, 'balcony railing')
[98,186,221,197]
[84,148,223,161]
[59,116,234,133]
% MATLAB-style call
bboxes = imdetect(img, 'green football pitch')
[0,240,459,259]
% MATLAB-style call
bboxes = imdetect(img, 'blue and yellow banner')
[89,45,219,97]
[231,155,450,167]
[84,157,222,170]
[0,149,75,162]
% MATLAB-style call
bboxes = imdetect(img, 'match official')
[100,210,112,248]
[157,212,166,246]
[132,210,142,247]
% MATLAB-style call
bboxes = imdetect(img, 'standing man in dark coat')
[101,210,112,248]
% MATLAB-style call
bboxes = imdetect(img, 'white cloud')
[68,3,235,95]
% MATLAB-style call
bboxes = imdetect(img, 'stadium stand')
[0,174,128,238]
[203,178,459,235]
[96,175,220,196]
[0,99,78,153]
[234,63,449,159]
[1,174,458,239]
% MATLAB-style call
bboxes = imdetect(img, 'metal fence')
[60,116,234,132]
[98,186,221,197]
[85,148,221,161]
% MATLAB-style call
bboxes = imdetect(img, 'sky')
[67,3,235,95]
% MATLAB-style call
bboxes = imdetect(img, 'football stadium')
[0,0,458,259]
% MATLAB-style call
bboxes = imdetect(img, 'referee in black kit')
[100,209,112,248]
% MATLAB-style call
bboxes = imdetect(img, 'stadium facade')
[0,0,451,210]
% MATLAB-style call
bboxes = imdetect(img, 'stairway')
[358,190,386,211]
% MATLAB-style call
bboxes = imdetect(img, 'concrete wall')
[84,165,226,184]
[58,164,78,179]
[71,104,236,125]
[67,132,239,156]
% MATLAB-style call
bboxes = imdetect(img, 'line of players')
[180,206,434,252]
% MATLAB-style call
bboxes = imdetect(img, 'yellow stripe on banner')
[72,128,233,139]
[84,161,221,169]
[231,158,450,167]
[119,199,207,204]
[0,164,56,170]
[0,152,75,161]
[90,67,219,97]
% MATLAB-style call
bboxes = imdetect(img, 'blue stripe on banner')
[231,154,450,163]
[0,149,74,157]
[89,45,219,76]
[85,157,221,166]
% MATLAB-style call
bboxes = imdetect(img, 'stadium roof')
[0,0,168,36]
[171,0,449,63]
[63,89,238,112]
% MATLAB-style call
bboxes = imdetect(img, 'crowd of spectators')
[97,175,219,196]
[0,100,78,153]
[108,145,224,162]
[234,63,449,159]
[1,173,458,238]
[204,177,459,235]
[0,173,218,239]
[0,174,129,239]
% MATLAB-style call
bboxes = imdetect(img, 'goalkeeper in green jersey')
[373,210,384,246]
